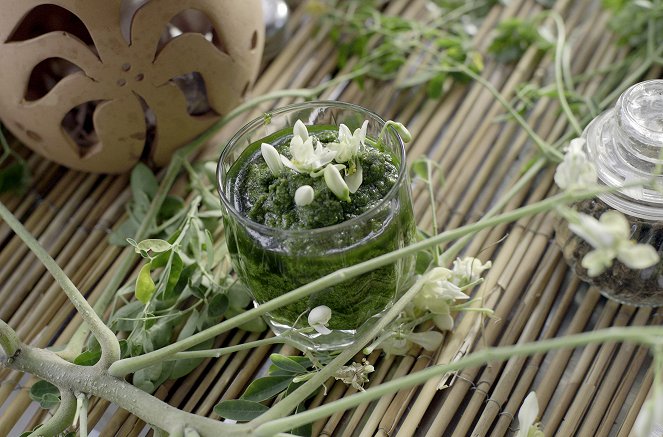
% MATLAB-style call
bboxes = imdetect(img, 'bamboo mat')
[0,0,658,436]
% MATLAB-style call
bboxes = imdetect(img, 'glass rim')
[216,100,408,238]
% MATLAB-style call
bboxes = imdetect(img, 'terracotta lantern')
[0,0,264,173]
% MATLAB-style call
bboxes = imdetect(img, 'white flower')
[293,119,309,143]
[568,210,660,277]
[413,267,470,315]
[554,138,597,191]
[327,120,368,163]
[261,143,284,176]
[344,162,363,194]
[281,135,337,174]
[633,388,663,437]
[516,392,544,437]
[324,164,350,201]
[308,305,332,335]
[334,359,375,391]
[294,185,315,206]
[451,257,492,287]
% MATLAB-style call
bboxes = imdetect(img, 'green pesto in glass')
[222,125,416,331]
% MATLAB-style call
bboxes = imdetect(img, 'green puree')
[224,125,415,330]
[238,129,399,230]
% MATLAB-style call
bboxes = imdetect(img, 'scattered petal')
[308,305,332,335]
[516,392,541,437]
[294,185,315,206]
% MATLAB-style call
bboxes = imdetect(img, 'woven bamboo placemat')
[0,0,657,435]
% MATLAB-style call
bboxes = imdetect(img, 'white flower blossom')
[327,120,368,163]
[294,185,315,206]
[281,135,337,174]
[516,392,544,437]
[451,257,492,287]
[568,210,660,277]
[308,305,332,335]
[324,164,350,201]
[554,138,597,191]
[293,119,309,143]
[260,143,284,176]
[413,267,470,315]
[334,359,375,391]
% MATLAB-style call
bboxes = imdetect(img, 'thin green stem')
[253,326,663,436]
[0,202,121,368]
[28,390,77,437]
[166,336,289,360]
[454,64,564,162]
[549,12,582,136]
[427,162,440,264]
[252,276,427,425]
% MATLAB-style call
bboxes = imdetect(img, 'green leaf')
[29,380,60,409]
[207,293,229,319]
[270,354,308,374]
[170,338,214,380]
[151,249,172,269]
[240,376,294,402]
[108,218,139,247]
[74,348,101,366]
[426,74,445,99]
[135,262,156,304]
[411,158,430,182]
[227,282,252,310]
[158,195,185,223]
[131,163,159,201]
[136,239,172,254]
[213,400,269,421]
[163,252,184,300]
[0,162,29,194]
[290,401,313,436]
[110,301,144,331]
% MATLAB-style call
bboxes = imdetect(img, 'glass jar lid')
[584,80,663,221]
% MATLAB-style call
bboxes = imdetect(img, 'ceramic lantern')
[0,0,264,173]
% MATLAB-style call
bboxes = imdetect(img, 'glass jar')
[217,101,416,349]
[555,80,663,306]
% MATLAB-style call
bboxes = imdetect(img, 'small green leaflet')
[269,354,308,374]
[135,262,156,304]
[240,376,294,402]
[135,239,172,254]
[29,380,60,409]
[214,399,269,421]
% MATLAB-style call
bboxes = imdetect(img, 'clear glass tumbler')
[217,101,417,350]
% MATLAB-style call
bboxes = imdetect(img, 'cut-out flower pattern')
[0,1,263,172]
